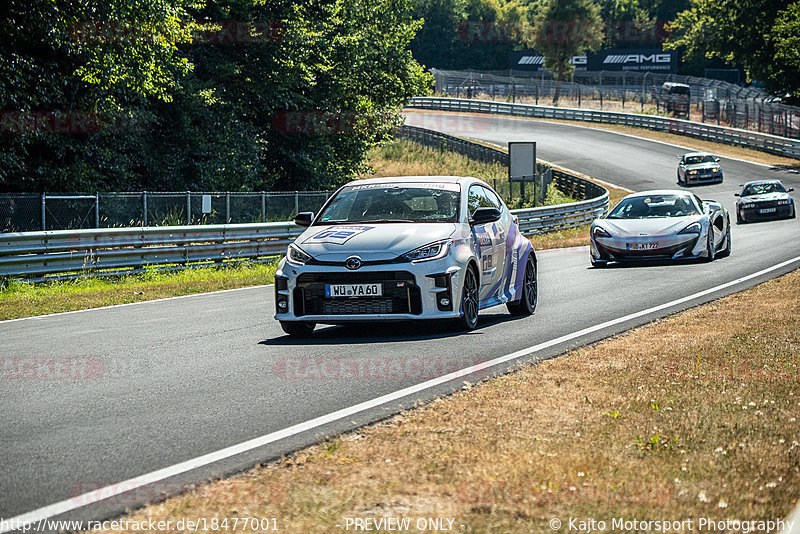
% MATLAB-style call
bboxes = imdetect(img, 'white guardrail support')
[0,123,609,280]
[406,97,800,160]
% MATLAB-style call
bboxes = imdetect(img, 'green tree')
[0,0,430,193]
[532,0,603,104]
[665,0,800,101]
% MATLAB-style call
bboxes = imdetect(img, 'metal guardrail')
[406,97,800,160]
[0,124,609,280]
[396,124,508,166]
[0,222,303,278]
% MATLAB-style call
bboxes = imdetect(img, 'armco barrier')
[0,125,609,279]
[406,97,800,160]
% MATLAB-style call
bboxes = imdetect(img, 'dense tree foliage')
[0,0,430,192]
[665,0,800,101]
[532,0,603,104]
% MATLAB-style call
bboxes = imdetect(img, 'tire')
[507,257,537,316]
[791,206,796,219]
[280,321,316,337]
[456,266,479,331]
[736,210,743,224]
[703,228,716,263]
[677,171,683,185]
[591,258,608,268]
[719,221,731,257]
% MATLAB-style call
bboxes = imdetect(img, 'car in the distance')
[677,152,723,186]
[274,176,537,336]
[735,180,796,223]
[589,189,730,267]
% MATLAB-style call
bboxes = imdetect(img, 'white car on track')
[589,190,731,267]
[274,176,537,336]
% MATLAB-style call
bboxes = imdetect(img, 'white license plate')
[626,242,659,250]
[759,208,776,214]
[325,283,382,298]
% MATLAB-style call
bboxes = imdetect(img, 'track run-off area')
[2,111,799,531]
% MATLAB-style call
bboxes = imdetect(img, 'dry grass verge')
[90,269,800,533]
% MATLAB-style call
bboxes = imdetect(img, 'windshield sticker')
[308,225,375,244]
[348,182,459,192]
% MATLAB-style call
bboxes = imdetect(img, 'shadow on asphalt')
[260,312,521,345]
[589,257,718,270]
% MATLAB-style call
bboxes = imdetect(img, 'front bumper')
[274,258,463,324]
[591,234,702,262]
[685,171,723,185]
[738,204,793,222]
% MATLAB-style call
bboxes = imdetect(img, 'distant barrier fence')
[432,69,800,138]
[406,97,800,160]
[0,124,608,279]
[0,191,332,234]
[436,69,769,102]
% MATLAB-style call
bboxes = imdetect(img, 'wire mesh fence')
[0,191,334,233]
[431,69,800,138]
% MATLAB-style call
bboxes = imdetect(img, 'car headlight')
[711,167,721,172]
[687,170,698,175]
[287,244,312,265]
[593,226,611,238]
[401,240,450,262]
[777,199,790,205]
[678,221,702,234]
[741,203,756,209]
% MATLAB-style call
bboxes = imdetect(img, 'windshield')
[685,155,716,165]
[607,194,700,219]
[316,183,461,224]
[741,182,786,196]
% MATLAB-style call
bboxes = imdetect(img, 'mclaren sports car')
[590,190,731,267]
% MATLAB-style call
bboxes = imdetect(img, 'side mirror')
[734,193,740,197]
[789,187,795,192]
[714,157,721,162]
[294,212,314,227]
[470,207,502,226]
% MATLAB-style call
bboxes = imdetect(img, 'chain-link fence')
[430,69,800,138]
[0,191,333,233]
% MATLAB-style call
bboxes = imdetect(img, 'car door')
[467,185,507,301]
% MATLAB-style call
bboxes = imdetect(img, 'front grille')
[322,298,395,314]
[294,271,422,316]
[597,238,698,260]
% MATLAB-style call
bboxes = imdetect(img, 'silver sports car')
[589,190,731,267]
[274,176,537,336]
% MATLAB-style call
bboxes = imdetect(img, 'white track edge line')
[3,255,799,532]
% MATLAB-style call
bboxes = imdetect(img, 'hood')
[296,223,457,262]
[597,216,701,237]
[685,163,719,171]
[739,192,790,203]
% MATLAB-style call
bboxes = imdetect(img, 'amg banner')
[510,49,677,73]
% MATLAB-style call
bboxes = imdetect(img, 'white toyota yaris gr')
[274,176,537,336]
